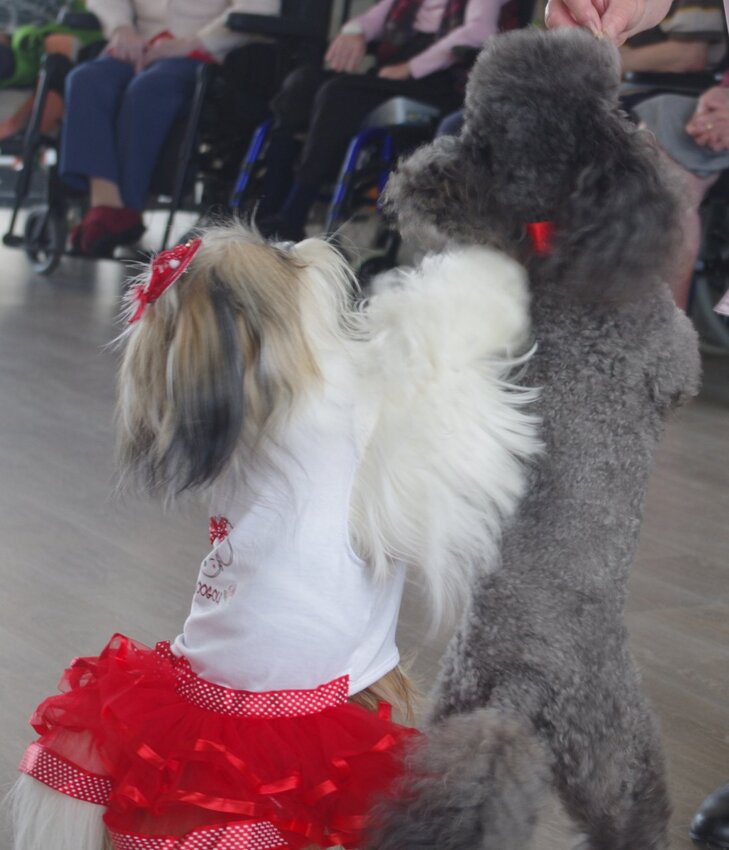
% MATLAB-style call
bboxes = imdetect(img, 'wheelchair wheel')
[24,208,66,275]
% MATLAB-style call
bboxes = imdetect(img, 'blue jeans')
[61,55,201,211]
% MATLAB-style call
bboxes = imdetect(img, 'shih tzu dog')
[11,223,540,850]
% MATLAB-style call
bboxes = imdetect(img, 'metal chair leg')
[161,62,214,250]
[3,54,69,246]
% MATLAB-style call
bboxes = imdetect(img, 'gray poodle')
[366,27,701,850]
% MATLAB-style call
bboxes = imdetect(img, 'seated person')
[436,0,726,138]
[621,0,727,309]
[257,0,508,242]
[633,81,729,310]
[0,3,103,142]
[620,0,726,73]
[61,0,280,257]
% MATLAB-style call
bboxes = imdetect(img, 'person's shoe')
[77,206,145,257]
[691,783,729,848]
[255,214,305,243]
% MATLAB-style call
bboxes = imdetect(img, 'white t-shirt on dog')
[171,362,405,696]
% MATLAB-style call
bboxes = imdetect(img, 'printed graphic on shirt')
[202,538,234,578]
[195,579,238,605]
[209,515,232,546]
[196,516,236,605]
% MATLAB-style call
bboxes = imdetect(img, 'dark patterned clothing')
[377,0,469,63]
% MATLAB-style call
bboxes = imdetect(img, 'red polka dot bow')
[128,238,202,323]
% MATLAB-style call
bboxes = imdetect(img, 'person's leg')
[267,71,460,238]
[254,64,328,219]
[60,56,134,196]
[75,57,201,256]
[116,56,201,211]
[670,166,718,311]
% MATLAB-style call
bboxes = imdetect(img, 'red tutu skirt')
[19,634,419,850]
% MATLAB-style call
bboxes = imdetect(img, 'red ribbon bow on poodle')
[526,221,553,255]
[129,238,202,324]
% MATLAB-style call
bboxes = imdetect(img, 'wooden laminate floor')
[0,216,727,849]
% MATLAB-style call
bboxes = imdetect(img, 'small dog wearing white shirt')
[11,223,540,850]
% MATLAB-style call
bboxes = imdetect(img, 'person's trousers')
[60,55,201,211]
[271,65,463,186]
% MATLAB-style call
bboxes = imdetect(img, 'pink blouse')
[345,0,506,78]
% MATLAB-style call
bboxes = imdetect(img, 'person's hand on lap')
[325,33,366,73]
[142,36,205,67]
[106,26,147,72]
[686,86,729,151]
[378,62,411,80]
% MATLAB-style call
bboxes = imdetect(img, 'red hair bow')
[128,238,202,324]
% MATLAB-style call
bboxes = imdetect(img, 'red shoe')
[77,206,145,257]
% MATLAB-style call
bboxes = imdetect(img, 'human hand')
[142,36,204,67]
[106,25,146,72]
[686,86,729,151]
[325,33,366,72]
[378,62,411,80]
[545,0,673,45]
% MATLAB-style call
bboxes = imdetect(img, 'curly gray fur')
[384,28,683,301]
[368,710,550,850]
[369,27,701,850]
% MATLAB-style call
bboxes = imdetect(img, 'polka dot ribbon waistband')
[155,642,350,719]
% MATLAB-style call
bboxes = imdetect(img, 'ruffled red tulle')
[21,634,419,849]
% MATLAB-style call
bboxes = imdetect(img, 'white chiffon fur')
[10,773,107,850]
[351,247,541,623]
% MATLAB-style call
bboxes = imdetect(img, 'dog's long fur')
[365,28,702,850]
[9,775,108,850]
[117,225,540,620]
[12,223,541,849]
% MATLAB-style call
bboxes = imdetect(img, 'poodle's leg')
[10,773,108,850]
[549,655,671,850]
[365,672,553,850]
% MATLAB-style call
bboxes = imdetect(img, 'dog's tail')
[366,708,550,850]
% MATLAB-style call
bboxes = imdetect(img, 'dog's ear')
[383,136,518,253]
[162,273,245,492]
[536,117,682,301]
[117,269,245,496]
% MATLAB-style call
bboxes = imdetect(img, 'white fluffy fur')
[10,774,108,850]
[351,247,541,623]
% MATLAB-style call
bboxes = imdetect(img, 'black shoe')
[691,784,729,848]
